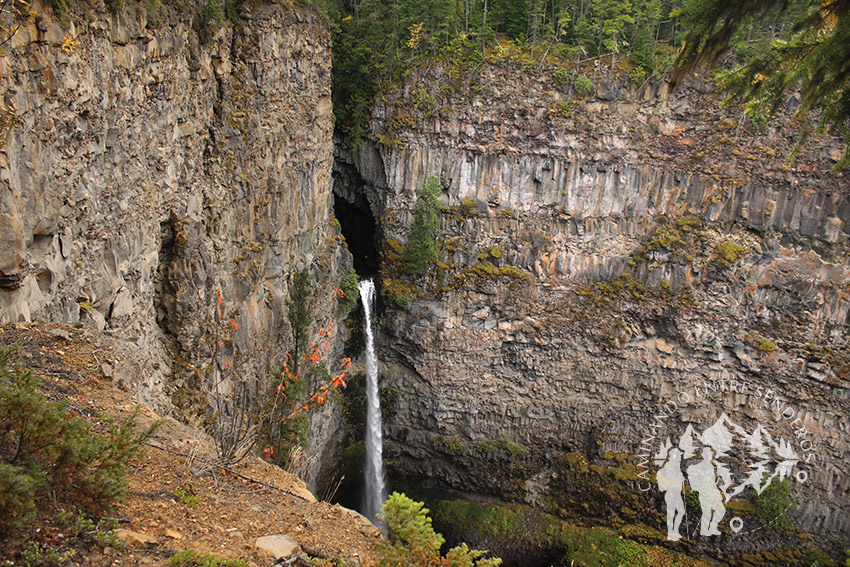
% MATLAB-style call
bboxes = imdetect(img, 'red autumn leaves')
[275,315,351,419]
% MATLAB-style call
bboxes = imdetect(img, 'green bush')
[500,435,527,458]
[338,270,360,313]
[573,75,593,98]
[413,88,438,117]
[756,478,794,529]
[173,486,200,508]
[553,100,575,118]
[403,176,443,275]
[0,464,47,533]
[377,492,501,567]
[460,199,477,217]
[200,0,225,41]
[443,435,466,453]
[0,344,158,534]
[552,67,570,85]
[20,541,76,566]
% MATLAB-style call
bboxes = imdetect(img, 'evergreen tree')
[592,0,634,63]
[403,177,443,275]
[377,492,445,565]
[671,0,850,170]
[377,492,502,567]
[287,268,311,377]
[490,0,529,38]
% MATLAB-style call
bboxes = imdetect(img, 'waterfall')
[360,279,386,523]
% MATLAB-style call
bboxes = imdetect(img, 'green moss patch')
[432,499,707,567]
[712,240,750,267]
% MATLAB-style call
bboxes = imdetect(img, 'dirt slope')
[0,322,380,566]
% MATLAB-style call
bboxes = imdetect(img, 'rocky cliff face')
[335,61,850,540]
[0,2,349,486]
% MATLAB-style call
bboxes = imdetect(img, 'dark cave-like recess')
[333,193,379,278]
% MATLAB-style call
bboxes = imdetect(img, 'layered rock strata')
[0,2,348,486]
[335,64,850,538]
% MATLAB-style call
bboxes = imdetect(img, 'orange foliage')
[271,300,350,422]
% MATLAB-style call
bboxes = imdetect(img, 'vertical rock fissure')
[154,219,179,348]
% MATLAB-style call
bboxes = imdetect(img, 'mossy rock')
[676,215,703,232]
[713,240,750,266]
[470,261,501,278]
[754,336,778,352]
[385,238,407,261]
[459,199,477,217]
[563,452,589,473]
[383,278,418,308]
[499,265,530,280]
[441,239,459,253]
[618,524,667,544]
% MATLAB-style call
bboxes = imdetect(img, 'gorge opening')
[332,190,379,279]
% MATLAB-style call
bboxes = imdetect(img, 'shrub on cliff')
[288,268,312,377]
[404,176,443,275]
[0,345,158,534]
[755,478,793,530]
[338,269,360,314]
[573,74,593,98]
[377,492,501,567]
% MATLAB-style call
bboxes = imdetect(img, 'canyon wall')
[0,1,349,486]
[335,62,850,540]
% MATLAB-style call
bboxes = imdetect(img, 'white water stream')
[360,279,387,523]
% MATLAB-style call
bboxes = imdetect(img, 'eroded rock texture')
[0,3,348,486]
[335,65,850,538]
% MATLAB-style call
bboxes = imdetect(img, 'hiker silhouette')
[657,448,685,541]
[687,446,725,536]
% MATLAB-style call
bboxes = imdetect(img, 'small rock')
[44,24,64,46]
[164,529,183,539]
[256,534,301,559]
[291,484,316,502]
[114,529,157,546]
[49,328,71,340]
[11,27,32,49]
